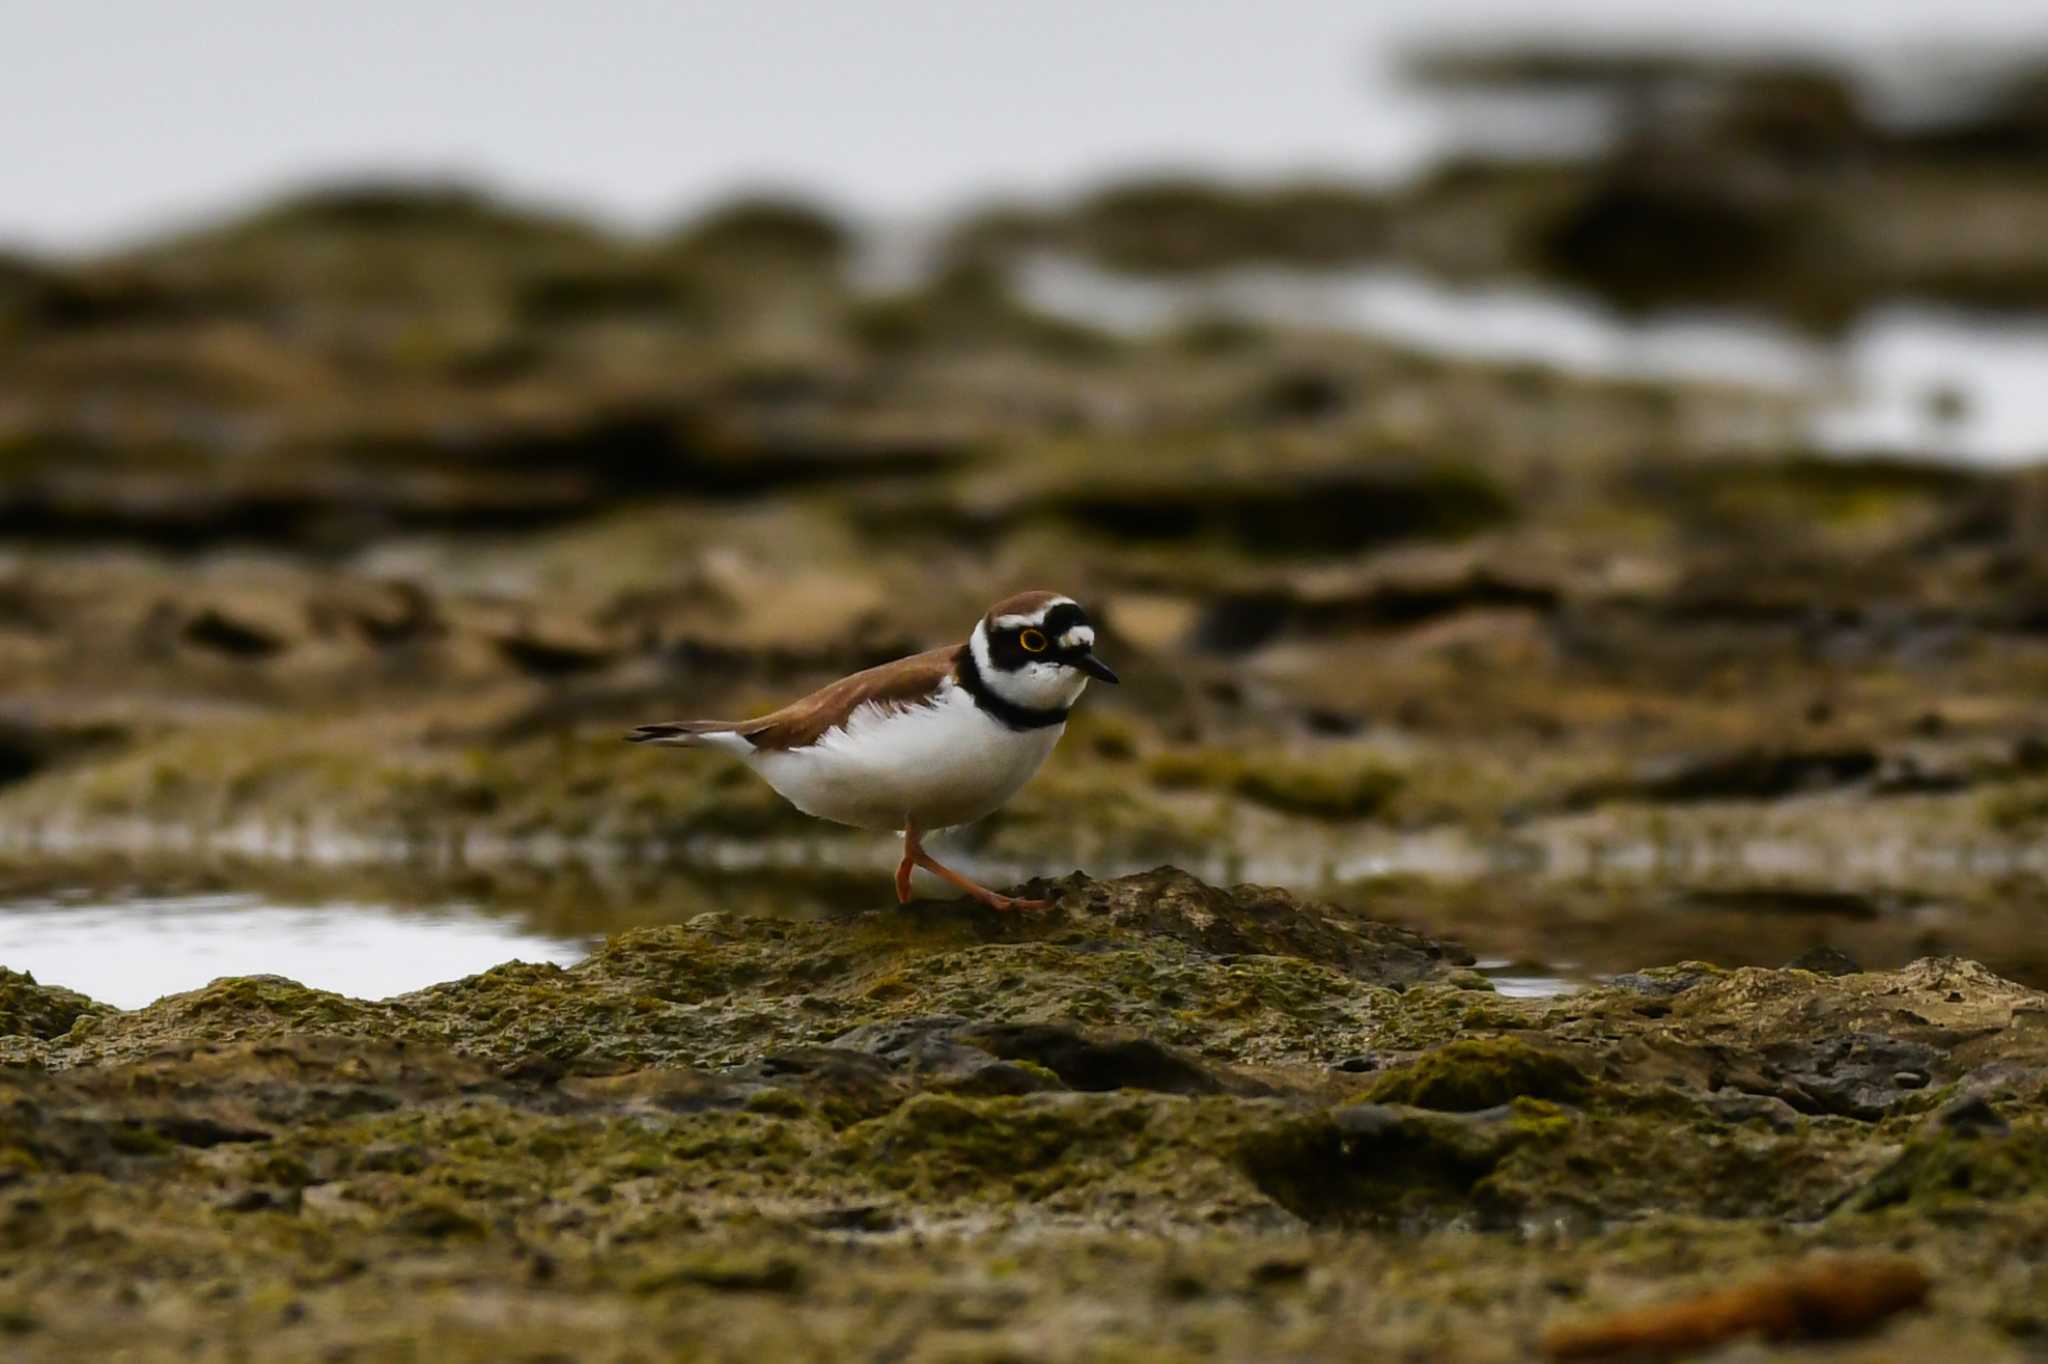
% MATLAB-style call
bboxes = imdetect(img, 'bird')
[626,591,1118,911]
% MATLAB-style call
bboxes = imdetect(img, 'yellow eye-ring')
[1019,628,1049,653]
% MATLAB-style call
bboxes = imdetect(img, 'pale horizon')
[6,0,2045,255]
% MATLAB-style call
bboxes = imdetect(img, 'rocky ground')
[6,179,2048,976]
[4,869,2047,1361]
[5,41,2048,1361]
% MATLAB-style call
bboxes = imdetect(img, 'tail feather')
[625,720,744,748]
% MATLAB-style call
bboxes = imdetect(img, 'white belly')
[751,686,1062,831]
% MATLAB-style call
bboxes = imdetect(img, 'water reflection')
[1472,959,1582,999]
[0,891,589,1009]
[1012,254,2048,465]
[6,828,2048,1008]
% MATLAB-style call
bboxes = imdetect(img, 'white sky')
[3,0,2042,253]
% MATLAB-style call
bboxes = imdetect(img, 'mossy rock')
[0,969,113,1041]
[1363,1038,1591,1112]
[1850,1119,2048,1213]
[0,947,2043,1357]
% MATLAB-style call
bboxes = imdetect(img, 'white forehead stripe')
[992,596,1077,630]
[1059,626,1093,649]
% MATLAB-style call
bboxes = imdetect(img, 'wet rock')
[1580,746,1880,805]
[952,1022,1264,1096]
[829,1016,1066,1097]
[1698,1092,1803,1132]
[1607,964,1720,997]
[16,872,1468,1075]
[733,1047,909,1123]
[1757,1032,1950,1120]
[1038,868,1469,986]
[1936,1093,2010,1135]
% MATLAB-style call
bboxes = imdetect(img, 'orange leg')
[895,838,916,904]
[900,820,1049,912]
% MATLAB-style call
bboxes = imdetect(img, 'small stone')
[1784,945,1862,976]
[1937,1094,2008,1134]
[1609,966,1714,997]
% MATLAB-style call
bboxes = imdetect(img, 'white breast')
[750,682,1062,832]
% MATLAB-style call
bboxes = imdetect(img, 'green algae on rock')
[1362,1037,1590,1112]
[1,872,2046,1359]
[0,968,109,1042]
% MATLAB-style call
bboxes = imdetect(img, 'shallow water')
[0,890,590,1009]
[1471,959,1583,998]
[1012,254,2048,466]
[10,818,2048,1007]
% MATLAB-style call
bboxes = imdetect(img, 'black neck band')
[955,645,1070,731]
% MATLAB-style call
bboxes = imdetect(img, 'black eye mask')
[988,613,1082,671]
[983,610,1118,684]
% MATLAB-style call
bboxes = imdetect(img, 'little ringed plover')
[627,591,1118,911]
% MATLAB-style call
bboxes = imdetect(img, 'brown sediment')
[1543,1256,1932,1359]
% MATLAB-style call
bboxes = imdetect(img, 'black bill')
[1074,652,1120,684]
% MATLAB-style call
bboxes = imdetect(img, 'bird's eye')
[1019,629,1048,653]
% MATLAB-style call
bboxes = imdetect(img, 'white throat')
[969,619,1088,713]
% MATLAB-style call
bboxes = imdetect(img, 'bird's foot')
[899,820,1052,911]
[910,852,1051,912]
[978,891,1052,913]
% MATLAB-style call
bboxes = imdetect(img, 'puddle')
[0,891,591,1009]
[1011,254,2048,465]
[1472,959,1584,999]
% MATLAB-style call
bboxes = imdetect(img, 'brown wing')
[736,646,960,752]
